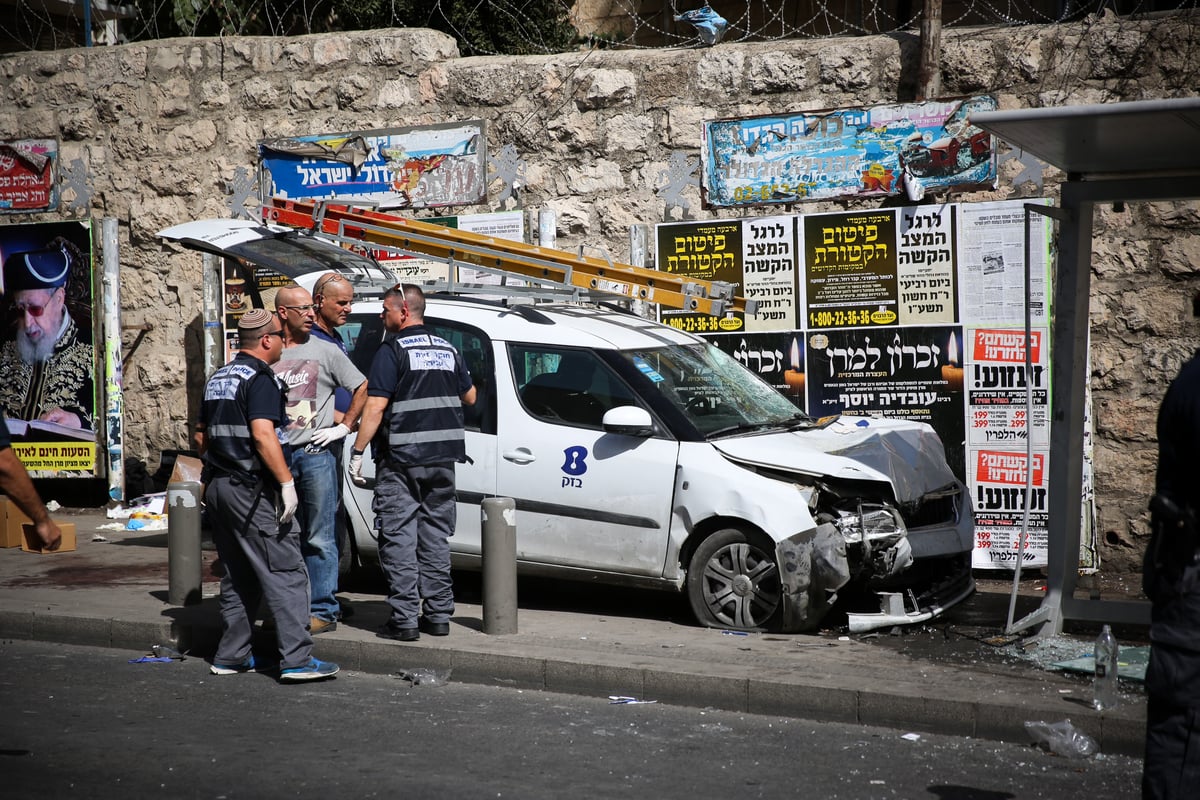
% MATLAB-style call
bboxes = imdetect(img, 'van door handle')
[503,448,536,464]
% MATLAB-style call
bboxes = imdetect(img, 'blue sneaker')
[210,656,257,676]
[279,658,339,683]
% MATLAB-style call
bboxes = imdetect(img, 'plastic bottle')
[1093,624,1119,711]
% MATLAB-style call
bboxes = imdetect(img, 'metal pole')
[167,481,203,606]
[629,224,650,319]
[481,497,518,634]
[101,218,125,505]
[916,0,943,101]
[538,210,557,251]
[202,252,223,379]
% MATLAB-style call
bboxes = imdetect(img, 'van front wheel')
[686,528,782,632]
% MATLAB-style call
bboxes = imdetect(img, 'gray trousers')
[372,461,456,628]
[207,474,313,670]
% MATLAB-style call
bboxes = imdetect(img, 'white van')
[161,220,975,633]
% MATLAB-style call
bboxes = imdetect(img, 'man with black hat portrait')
[0,237,94,431]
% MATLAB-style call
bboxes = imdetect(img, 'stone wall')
[2,14,1199,572]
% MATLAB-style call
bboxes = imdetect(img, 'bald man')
[272,285,367,633]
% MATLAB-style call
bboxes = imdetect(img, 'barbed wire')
[0,0,1196,55]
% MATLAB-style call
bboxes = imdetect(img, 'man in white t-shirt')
[272,285,367,634]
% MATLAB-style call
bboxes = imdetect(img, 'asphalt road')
[1,639,1141,799]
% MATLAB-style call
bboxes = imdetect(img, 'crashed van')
[161,219,975,633]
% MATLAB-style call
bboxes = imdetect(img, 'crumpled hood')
[709,415,959,503]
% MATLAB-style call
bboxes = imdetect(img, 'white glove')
[309,422,350,448]
[278,480,299,524]
[348,452,366,486]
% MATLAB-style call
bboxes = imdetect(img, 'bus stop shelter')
[969,96,1200,635]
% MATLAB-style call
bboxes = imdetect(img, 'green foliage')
[135,0,579,54]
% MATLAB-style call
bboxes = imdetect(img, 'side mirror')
[602,406,654,437]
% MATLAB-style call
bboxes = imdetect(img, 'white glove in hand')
[309,422,350,448]
[278,480,299,524]
[348,453,366,486]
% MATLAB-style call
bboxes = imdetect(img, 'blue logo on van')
[562,445,588,476]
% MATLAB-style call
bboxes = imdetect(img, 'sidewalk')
[0,507,1148,757]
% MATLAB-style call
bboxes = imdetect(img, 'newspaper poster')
[700,95,997,207]
[897,203,957,325]
[956,199,1051,326]
[970,448,1049,568]
[966,327,1050,447]
[259,121,487,211]
[0,219,98,475]
[741,216,799,332]
[656,219,745,334]
[0,139,58,213]
[806,325,966,478]
[803,210,898,329]
[380,211,525,285]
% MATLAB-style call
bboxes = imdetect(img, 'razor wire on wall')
[0,0,1196,54]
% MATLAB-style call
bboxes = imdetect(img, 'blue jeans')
[289,447,340,622]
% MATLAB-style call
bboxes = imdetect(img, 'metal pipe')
[481,497,518,634]
[101,217,124,504]
[167,481,203,606]
[201,252,223,380]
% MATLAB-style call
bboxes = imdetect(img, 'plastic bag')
[1024,719,1098,758]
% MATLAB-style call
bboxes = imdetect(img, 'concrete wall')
[2,14,1199,572]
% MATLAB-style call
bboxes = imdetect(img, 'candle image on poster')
[804,210,898,329]
[970,449,1049,569]
[741,216,798,332]
[897,203,957,325]
[708,331,806,409]
[807,325,966,479]
[656,220,744,334]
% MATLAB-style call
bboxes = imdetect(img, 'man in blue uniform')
[1144,319,1200,798]
[198,308,338,682]
[350,285,475,641]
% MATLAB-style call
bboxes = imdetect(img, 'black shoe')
[419,618,450,636]
[377,623,419,642]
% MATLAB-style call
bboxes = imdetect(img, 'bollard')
[481,497,518,634]
[167,481,203,606]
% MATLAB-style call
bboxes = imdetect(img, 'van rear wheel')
[686,528,782,632]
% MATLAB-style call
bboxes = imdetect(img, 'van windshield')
[616,342,813,438]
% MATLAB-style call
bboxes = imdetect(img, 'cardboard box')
[21,521,77,554]
[1,496,32,548]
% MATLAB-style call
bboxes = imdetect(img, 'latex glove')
[278,480,299,524]
[309,422,350,448]
[348,452,366,486]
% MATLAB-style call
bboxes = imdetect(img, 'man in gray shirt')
[273,285,367,634]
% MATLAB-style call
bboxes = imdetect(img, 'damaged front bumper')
[846,561,976,633]
[775,505,918,632]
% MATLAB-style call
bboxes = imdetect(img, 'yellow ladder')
[263,197,757,317]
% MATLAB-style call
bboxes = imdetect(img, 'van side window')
[349,316,496,436]
[426,321,495,435]
[510,345,639,428]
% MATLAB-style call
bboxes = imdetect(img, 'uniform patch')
[408,348,455,371]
